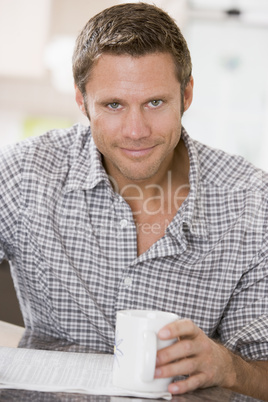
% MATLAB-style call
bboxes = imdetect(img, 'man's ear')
[183,76,194,112]
[75,84,87,116]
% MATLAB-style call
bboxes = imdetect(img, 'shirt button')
[124,277,132,287]
[120,219,128,228]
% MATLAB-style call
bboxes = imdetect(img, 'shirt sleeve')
[0,143,23,262]
[218,202,268,360]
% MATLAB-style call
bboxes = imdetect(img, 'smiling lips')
[120,145,156,158]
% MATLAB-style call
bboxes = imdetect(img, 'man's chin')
[115,166,160,184]
[104,155,164,186]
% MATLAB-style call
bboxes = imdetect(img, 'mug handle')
[141,330,157,382]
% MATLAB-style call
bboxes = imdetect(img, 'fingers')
[156,319,203,369]
[155,355,210,395]
[158,319,200,341]
[168,373,207,395]
[155,354,197,378]
[156,337,203,367]
[155,353,217,395]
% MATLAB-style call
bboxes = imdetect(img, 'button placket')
[112,194,137,263]
[113,196,133,232]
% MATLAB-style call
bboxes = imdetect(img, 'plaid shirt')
[1,124,268,358]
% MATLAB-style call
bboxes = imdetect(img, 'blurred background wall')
[0,0,268,169]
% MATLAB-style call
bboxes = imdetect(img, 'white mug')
[112,309,179,393]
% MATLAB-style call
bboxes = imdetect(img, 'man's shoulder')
[0,123,92,188]
[194,139,268,193]
[1,123,90,167]
[23,123,89,152]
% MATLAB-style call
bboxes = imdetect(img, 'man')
[0,2,267,399]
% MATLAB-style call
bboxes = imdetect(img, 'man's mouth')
[120,146,156,158]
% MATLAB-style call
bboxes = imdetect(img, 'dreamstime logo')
[108,171,190,216]
[135,218,172,235]
[92,219,173,236]
[95,171,190,237]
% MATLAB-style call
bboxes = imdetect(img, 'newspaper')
[0,347,171,399]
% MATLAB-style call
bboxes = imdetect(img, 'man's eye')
[108,102,120,109]
[149,100,163,107]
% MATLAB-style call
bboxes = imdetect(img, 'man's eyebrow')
[97,94,170,104]
[96,97,123,105]
[145,94,169,101]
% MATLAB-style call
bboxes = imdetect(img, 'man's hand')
[155,319,268,400]
[155,319,235,394]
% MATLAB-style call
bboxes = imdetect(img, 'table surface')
[0,329,264,402]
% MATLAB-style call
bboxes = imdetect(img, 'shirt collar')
[167,127,208,239]
[63,125,110,194]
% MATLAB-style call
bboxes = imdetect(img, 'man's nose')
[122,107,151,140]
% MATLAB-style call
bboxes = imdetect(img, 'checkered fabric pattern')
[0,124,268,358]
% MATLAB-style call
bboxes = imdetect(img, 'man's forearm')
[226,351,268,401]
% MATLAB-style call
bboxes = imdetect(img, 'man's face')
[75,52,193,185]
